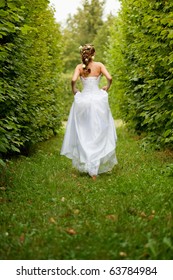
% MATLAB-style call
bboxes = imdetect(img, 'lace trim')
[72,150,117,176]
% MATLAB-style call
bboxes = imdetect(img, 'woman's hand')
[73,90,79,95]
[102,85,109,91]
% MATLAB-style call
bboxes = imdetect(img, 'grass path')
[0,125,173,260]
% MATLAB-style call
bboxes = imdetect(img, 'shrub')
[107,0,173,148]
[0,0,63,161]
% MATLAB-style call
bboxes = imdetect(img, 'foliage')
[0,0,63,161]
[93,14,115,63]
[0,126,173,259]
[107,0,173,148]
[106,16,126,119]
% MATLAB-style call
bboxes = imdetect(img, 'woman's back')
[79,61,102,78]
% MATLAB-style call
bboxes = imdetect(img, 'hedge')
[0,0,63,164]
[107,0,173,148]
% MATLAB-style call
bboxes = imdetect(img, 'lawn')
[0,126,173,260]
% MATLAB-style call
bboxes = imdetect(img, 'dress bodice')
[80,75,101,93]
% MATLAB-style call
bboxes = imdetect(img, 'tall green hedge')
[0,0,63,162]
[108,0,173,148]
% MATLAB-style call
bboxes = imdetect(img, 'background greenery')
[0,0,63,163]
[107,0,173,148]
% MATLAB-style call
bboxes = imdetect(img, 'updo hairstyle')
[80,44,95,76]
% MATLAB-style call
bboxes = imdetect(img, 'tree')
[62,0,105,71]
[93,14,115,63]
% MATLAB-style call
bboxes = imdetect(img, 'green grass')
[0,126,173,260]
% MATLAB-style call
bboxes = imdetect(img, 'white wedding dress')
[60,75,118,176]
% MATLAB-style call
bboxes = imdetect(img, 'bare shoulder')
[96,62,106,68]
[94,62,107,72]
[94,61,103,67]
[75,63,82,70]
[76,63,84,73]
[92,61,105,72]
[96,62,112,79]
[96,61,103,65]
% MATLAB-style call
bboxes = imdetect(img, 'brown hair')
[80,44,95,76]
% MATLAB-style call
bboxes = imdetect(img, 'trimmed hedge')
[107,0,173,148]
[0,0,63,162]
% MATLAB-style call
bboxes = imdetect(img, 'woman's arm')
[100,63,112,91]
[71,65,81,94]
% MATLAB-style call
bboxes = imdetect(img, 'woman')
[61,44,117,179]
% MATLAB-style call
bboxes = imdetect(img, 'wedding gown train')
[60,75,118,176]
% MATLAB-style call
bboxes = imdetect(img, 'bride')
[61,44,118,180]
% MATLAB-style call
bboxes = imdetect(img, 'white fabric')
[60,75,118,176]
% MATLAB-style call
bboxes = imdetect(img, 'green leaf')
[0,0,5,8]
[168,29,173,39]
[0,158,6,167]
